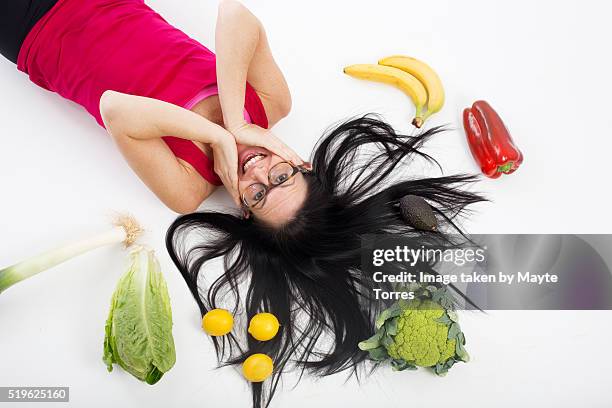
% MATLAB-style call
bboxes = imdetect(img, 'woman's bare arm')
[99,90,236,213]
[100,91,229,144]
[215,0,291,131]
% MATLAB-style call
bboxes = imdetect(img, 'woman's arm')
[100,91,229,144]
[215,0,291,131]
[214,0,303,165]
[99,90,241,212]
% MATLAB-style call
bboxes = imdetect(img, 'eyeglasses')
[241,161,310,209]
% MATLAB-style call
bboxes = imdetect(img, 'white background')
[1,0,611,407]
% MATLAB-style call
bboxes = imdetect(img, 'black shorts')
[0,0,60,64]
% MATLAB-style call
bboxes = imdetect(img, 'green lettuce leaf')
[103,246,176,385]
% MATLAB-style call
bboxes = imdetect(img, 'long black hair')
[165,115,486,407]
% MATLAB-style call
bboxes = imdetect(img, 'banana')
[378,55,445,127]
[343,64,427,126]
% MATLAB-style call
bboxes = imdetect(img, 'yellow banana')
[343,64,427,126]
[378,55,445,126]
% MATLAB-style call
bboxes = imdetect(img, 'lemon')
[248,313,280,341]
[202,308,233,336]
[242,354,274,382]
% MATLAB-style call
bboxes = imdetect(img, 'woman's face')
[236,144,308,226]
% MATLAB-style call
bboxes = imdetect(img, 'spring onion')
[0,214,142,294]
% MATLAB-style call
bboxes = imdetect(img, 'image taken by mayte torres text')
[369,245,559,301]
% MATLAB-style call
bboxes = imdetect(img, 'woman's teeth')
[243,154,265,172]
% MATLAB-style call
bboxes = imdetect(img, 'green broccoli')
[359,286,469,376]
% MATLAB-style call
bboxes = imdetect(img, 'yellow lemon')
[242,354,274,382]
[202,308,233,336]
[248,313,280,341]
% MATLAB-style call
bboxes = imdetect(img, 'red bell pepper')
[463,100,523,178]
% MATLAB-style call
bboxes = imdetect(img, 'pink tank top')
[184,83,253,123]
[17,0,268,186]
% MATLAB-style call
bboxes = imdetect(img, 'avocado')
[399,195,438,231]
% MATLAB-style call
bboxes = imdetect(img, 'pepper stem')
[497,162,514,173]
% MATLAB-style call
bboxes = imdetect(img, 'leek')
[0,214,142,294]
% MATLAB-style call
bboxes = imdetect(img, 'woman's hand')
[210,130,242,206]
[229,122,304,165]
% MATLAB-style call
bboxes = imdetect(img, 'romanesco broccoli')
[358,286,469,375]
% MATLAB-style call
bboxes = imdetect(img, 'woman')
[2,1,485,406]
[1,0,306,221]
[166,117,485,407]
